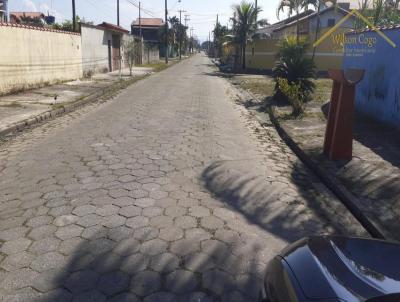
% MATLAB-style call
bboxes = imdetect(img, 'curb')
[0,72,155,139]
[266,105,390,240]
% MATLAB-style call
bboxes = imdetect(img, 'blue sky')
[10,0,280,41]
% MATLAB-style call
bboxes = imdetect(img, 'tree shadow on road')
[32,222,264,301]
[201,158,366,245]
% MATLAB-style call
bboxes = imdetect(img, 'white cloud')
[23,0,37,12]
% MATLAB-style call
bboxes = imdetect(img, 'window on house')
[327,18,336,27]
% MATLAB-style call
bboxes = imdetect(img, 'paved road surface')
[0,54,365,301]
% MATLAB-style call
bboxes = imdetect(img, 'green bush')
[273,36,316,103]
[276,77,304,117]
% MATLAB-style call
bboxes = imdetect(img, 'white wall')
[0,24,82,95]
[81,24,111,75]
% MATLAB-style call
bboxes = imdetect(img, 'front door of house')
[112,34,121,71]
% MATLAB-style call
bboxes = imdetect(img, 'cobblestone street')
[0,54,366,301]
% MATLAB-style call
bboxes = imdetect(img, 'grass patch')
[235,76,332,103]
[0,102,24,108]
[312,78,332,103]
[239,78,275,97]
[138,61,171,72]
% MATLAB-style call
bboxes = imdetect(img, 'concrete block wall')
[0,23,82,95]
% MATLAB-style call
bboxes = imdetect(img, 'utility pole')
[190,27,194,53]
[139,2,142,38]
[255,0,258,27]
[208,31,211,53]
[139,2,143,65]
[184,14,190,27]
[117,0,120,26]
[178,10,186,60]
[164,0,168,64]
[72,0,76,32]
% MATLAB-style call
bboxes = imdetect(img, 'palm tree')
[277,0,314,40]
[232,1,261,69]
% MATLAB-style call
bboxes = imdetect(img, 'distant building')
[0,0,8,22]
[262,4,355,39]
[131,18,164,43]
[80,22,132,75]
[10,12,46,25]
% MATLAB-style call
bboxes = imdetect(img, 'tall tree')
[232,1,261,69]
[213,22,230,58]
[277,0,313,40]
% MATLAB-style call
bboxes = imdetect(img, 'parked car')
[260,236,400,302]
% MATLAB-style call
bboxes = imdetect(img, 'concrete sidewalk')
[273,101,400,241]
[0,67,154,135]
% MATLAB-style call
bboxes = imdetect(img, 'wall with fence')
[81,24,110,75]
[0,23,82,95]
[142,43,159,64]
[245,28,347,73]
[342,27,400,128]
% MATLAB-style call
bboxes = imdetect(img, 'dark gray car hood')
[280,236,400,302]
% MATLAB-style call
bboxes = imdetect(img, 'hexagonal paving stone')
[73,290,106,302]
[188,206,210,218]
[130,270,161,296]
[113,238,140,256]
[53,215,79,227]
[202,269,235,295]
[102,214,126,228]
[0,268,39,290]
[1,252,35,271]
[96,205,120,217]
[165,206,186,217]
[113,197,135,207]
[77,214,103,227]
[165,270,198,294]
[120,253,149,274]
[72,205,97,217]
[30,252,66,272]
[144,292,177,302]
[175,216,197,229]
[97,271,130,296]
[149,215,173,229]
[82,225,108,240]
[150,253,179,273]
[28,237,61,254]
[108,292,140,302]
[159,227,184,241]
[59,237,88,255]
[126,216,149,229]
[108,226,133,242]
[140,239,168,256]
[142,207,163,217]
[55,224,83,240]
[87,238,115,255]
[185,228,212,242]
[28,225,57,240]
[170,238,200,256]
[133,227,159,241]
[1,238,31,255]
[65,269,99,293]
[200,216,224,230]
[119,205,142,218]
[26,215,53,227]
[180,292,214,302]
[184,252,215,273]
[134,198,155,208]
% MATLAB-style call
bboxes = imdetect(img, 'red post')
[323,69,365,160]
